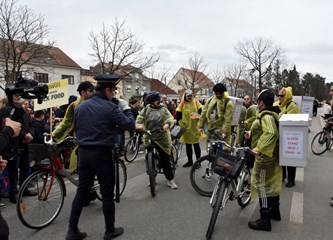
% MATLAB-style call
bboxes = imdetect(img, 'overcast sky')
[19,0,333,83]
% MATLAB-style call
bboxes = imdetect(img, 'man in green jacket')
[52,81,95,173]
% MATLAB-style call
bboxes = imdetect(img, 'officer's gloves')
[118,99,131,111]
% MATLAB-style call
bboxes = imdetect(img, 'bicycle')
[124,131,143,163]
[139,128,178,197]
[205,141,252,240]
[311,115,333,155]
[172,136,183,162]
[190,127,243,197]
[16,136,127,229]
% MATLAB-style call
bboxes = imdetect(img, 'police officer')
[66,74,135,240]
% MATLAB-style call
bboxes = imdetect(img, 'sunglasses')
[278,94,285,97]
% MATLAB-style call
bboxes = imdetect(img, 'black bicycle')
[206,143,252,240]
[311,115,333,155]
[124,131,143,162]
[140,128,177,197]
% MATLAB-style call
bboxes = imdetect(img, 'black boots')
[104,227,124,240]
[66,227,87,240]
[270,203,281,221]
[183,162,193,167]
[248,208,271,231]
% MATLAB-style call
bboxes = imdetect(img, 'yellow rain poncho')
[273,87,300,116]
[52,98,82,173]
[176,97,202,144]
[250,110,282,198]
[244,104,258,130]
[136,105,174,154]
[198,92,233,143]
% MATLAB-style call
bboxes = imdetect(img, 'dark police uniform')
[68,75,135,237]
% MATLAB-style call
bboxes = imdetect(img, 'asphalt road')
[2,108,333,240]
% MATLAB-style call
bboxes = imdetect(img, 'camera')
[5,76,49,104]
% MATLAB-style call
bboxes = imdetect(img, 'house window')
[126,85,132,92]
[61,75,74,85]
[34,72,49,83]
[178,80,181,86]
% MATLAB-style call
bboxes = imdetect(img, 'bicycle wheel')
[237,169,251,208]
[311,131,329,155]
[206,180,227,240]
[124,136,139,162]
[17,170,65,229]
[171,145,178,167]
[57,145,74,169]
[147,152,156,197]
[190,155,219,197]
[93,159,127,201]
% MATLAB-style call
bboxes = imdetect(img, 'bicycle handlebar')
[43,134,75,146]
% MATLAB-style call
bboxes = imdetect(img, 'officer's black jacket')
[74,92,135,147]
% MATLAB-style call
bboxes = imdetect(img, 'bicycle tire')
[94,159,127,201]
[190,155,218,197]
[171,145,178,167]
[17,170,65,229]
[237,169,251,208]
[57,145,74,170]
[311,131,328,155]
[124,136,139,162]
[206,180,227,240]
[147,151,156,197]
[170,148,177,175]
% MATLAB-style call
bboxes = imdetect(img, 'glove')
[118,99,131,111]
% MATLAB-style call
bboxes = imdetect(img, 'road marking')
[295,168,304,182]
[290,192,303,224]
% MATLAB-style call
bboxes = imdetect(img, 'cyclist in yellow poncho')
[246,89,282,232]
[136,91,178,189]
[274,86,300,188]
[175,89,202,167]
[198,83,233,145]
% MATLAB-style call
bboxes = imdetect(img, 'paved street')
[2,108,333,240]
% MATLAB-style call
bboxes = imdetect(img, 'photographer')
[0,118,21,240]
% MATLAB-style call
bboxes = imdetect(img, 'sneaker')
[167,179,178,189]
[23,189,38,196]
[183,162,193,168]
[285,181,295,188]
[0,201,5,209]
[104,227,124,240]
[330,201,333,207]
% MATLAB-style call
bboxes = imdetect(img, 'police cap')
[94,74,120,84]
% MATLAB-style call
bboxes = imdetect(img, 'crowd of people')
[0,74,332,239]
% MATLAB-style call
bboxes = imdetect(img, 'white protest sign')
[34,79,69,111]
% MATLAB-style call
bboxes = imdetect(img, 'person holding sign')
[275,86,301,188]
[52,81,95,174]
[245,89,282,232]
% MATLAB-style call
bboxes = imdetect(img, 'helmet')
[145,91,161,104]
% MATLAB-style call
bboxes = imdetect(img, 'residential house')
[168,67,214,101]
[0,44,81,98]
[83,63,151,101]
[224,78,255,98]
[150,78,178,101]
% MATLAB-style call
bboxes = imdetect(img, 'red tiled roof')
[228,78,254,88]
[151,79,177,95]
[182,68,214,87]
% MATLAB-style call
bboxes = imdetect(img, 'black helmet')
[145,91,161,104]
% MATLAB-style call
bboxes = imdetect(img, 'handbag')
[170,125,186,139]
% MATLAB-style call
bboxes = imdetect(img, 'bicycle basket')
[28,143,50,163]
[213,150,243,179]
[170,125,187,139]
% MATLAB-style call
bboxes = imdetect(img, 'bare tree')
[89,18,159,75]
[234,37,283,91]
[223,62,247,96]
[181,52,208,95]
[0,0,54,82]
[209,65,224,84]
[148,64,171,85]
